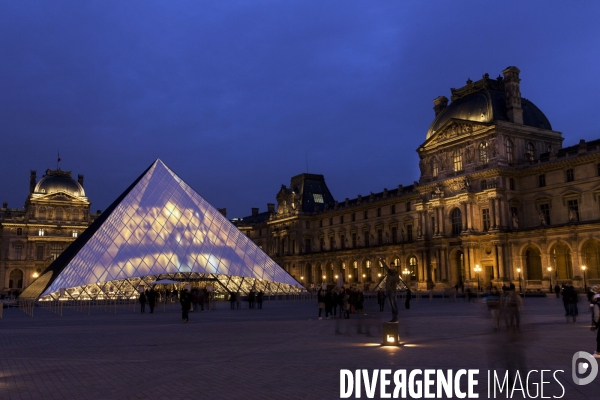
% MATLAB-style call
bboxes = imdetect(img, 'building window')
[338,234,344,250]
[14,245,22,260]
[432,158,439,177]
[329,237,334,250]
[377,208,381,217]
[319,220,323,228]
[453,150,463,171]
[482,209,490,231]
[391,205,395,215]
[340,215,344,224]
[407,225,413,241]
[526,142,535,161]
[539,174,546,187]
[481,180,487,190]
[505,139,514,163]
[406,201,411,212]
[313,193,324,203]
[329,218,333,226]
[351,213,355,222]
[55,207,63,220]
[364,232,370,247]
[16,228,22,236]
[566,168,575,182]
[9,269,23,289]
[509,178,515,190]
[352,233,357,248]
[479,142,489,164]
[304,238,312,253]
[540,204,550,225]
[567,199,579,222]
[597,163,600,177]
[305,221,310,229]
[391,227,397,244]
[38,207,46,219]
[408,256,417,281]
[377,229,383,245]
[36,245,44,260]
[451,208,462,236]
[320,238,325,252]
[291,239,295,254]
[39,228,44,236]
[50,243,63,260]
[363,210,368,219]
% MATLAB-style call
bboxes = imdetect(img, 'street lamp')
[516,267,522,293]
[474,264,481,293]
[582,265,587,292]
[547,266,553,292]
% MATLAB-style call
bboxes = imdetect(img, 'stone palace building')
[234,67,600,292]
[0,169,99,296]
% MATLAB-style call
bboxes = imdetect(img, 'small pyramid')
[22,159,302,300]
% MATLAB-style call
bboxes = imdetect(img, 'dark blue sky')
[1,1,599,217]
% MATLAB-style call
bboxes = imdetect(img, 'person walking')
[180,289,191,323]
[590,293,600,358]
[377,289,386,311]
[324,289,333,319]
[317,288,325,320]
[248,289,255,309]
[236,291,241,309]
[139,291,147,313]
[554,284,561,299]
[191,289,199,312]
[379,257,400,323]
[229,292,236,310]
[257,291,264,309]
[566,285,579,323]
[405,287,412,310]
[147,288,156,313]
[487,286,501,331]
[198,289,206,311]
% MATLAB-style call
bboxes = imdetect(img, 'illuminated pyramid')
[22,159,302,300]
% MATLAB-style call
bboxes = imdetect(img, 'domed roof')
[35,169,85,197]
[426,75,552,140]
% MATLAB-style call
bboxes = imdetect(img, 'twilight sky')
[1,1,599,218]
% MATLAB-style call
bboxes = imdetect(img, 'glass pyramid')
[22,159,302,300]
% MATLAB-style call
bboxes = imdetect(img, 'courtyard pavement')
[0,295,599,399]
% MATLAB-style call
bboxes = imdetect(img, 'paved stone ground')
[0,295,599,399]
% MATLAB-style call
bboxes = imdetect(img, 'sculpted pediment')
[33,192,87,203]
[423,119,490,149]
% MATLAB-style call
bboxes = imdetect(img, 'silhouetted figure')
[147,289,156,313]
[139,291,147,313]
[377,290,386,311]
[257,291,264,309]
[405,288,412,310]
[180,289,191,323]
[379,258,399,323]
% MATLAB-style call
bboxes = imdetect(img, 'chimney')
[267,203,275,213]
[78,174,84,188]
[502,66,523,124]
[252,207,259,217]
[30,170,36,193]
[217,208,227,217]
[432,96,449,117]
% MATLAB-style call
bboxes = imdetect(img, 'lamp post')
[547,266,553,292]
[474,264,481,293]
[582,265,587,293]
[516,267,522,293]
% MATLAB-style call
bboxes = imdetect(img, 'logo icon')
[572,351,598,385]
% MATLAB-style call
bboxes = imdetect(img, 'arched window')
[505,139,514,163]
[408,256,418,281]
[525,247,542,280]
[550,243,573,280]
[451,208,462,236]
[16,228,22,236]
[582,240,600,279]
[526,142,535,161]
[432,158,438,177]
[9,269,23,289]
[453,150,462,172]
[479,142,489,164]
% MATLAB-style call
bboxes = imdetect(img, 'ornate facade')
[0,168,99,296]
[235,67,600,292]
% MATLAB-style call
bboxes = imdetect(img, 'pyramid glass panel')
[21,159,303,300]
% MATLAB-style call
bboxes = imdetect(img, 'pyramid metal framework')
[21,159,303,300]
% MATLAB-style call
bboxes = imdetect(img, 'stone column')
[497,243,505,279]
[466,246,473,280]
[466,202,473,231]
[494,198,501,230]
[461,202,468,232]
[440,206,446,236]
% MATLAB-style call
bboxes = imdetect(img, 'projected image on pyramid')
[21,160,303,301]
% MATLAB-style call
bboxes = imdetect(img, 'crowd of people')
[229,289,264,310]
[317,287,365,320]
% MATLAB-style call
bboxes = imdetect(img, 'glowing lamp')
[32,272,39,278]
[382,322,399,346]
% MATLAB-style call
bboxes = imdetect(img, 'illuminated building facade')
[21,160,300,301]
[0,169,99,297]
[235,67,600,292]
